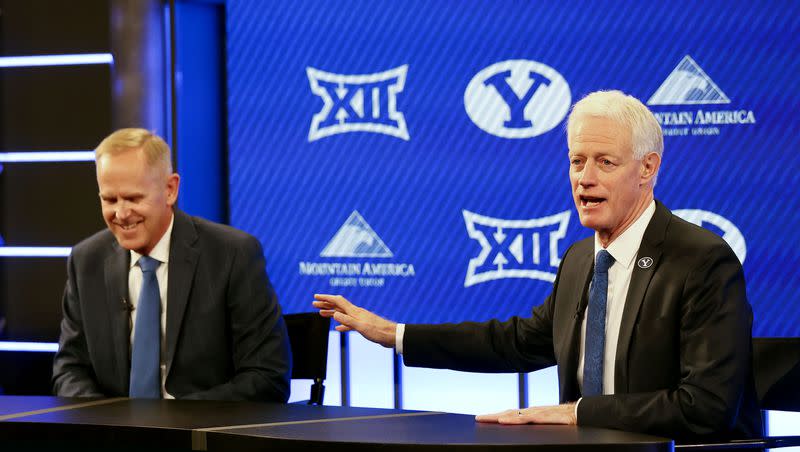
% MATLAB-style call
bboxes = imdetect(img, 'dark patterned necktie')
[583,249,615,397]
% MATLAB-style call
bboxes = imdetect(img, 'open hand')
[313,294,397,348]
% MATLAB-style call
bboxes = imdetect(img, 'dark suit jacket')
[52,209,291,402]
[404,201,761,442]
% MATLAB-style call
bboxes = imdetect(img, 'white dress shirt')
[128,213,174,399]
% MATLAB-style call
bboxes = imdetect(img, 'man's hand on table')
[476,403,577,425]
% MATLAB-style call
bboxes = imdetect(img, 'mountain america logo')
[320,211,393,258]
[463,210,571,287]
[647,55,755,137]
[464,60,571,139]
[307,66,409,142]
[299,210,414,288]
[648,55,730,105]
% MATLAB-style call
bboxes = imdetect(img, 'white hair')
[567,90,663,161]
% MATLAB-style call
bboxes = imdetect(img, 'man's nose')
[579,161,598,185]
[115,202,131,220]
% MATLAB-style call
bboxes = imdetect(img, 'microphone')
[122,299,135,312]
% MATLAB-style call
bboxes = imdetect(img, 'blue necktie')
[130,255,161,398]
[583,249,615,397]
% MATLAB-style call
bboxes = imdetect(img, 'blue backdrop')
[226,0,799,336]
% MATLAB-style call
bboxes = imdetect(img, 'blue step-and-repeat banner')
[226,0,799,336]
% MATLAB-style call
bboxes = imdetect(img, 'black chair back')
[283,312,330,405]
[676,337,800,450]
[753,337,800,412]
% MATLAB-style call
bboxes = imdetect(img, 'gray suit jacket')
[52,209,291,402]
[404,201,761,442]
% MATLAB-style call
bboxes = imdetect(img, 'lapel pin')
[637,257,654,269]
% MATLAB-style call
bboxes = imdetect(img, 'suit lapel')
[614,201,670,392]
[165,210,200,378]
[558,238,594,402]
[104,241,131,392]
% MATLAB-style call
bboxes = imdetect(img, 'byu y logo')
[307,65,409,142]
[674,209,747,264]
[463,210,571,287]
[464,60,571,138]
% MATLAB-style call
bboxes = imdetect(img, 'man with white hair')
[314,91,761,441]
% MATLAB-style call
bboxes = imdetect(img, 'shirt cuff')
[395,323,406,354]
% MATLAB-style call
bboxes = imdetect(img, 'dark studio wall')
[0,0,111,394]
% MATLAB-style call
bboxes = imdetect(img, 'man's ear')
[166,173,180,206]
[640,152,661,185]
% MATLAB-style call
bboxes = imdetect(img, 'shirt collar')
[594,200,656,270]
[130,213,174,268]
